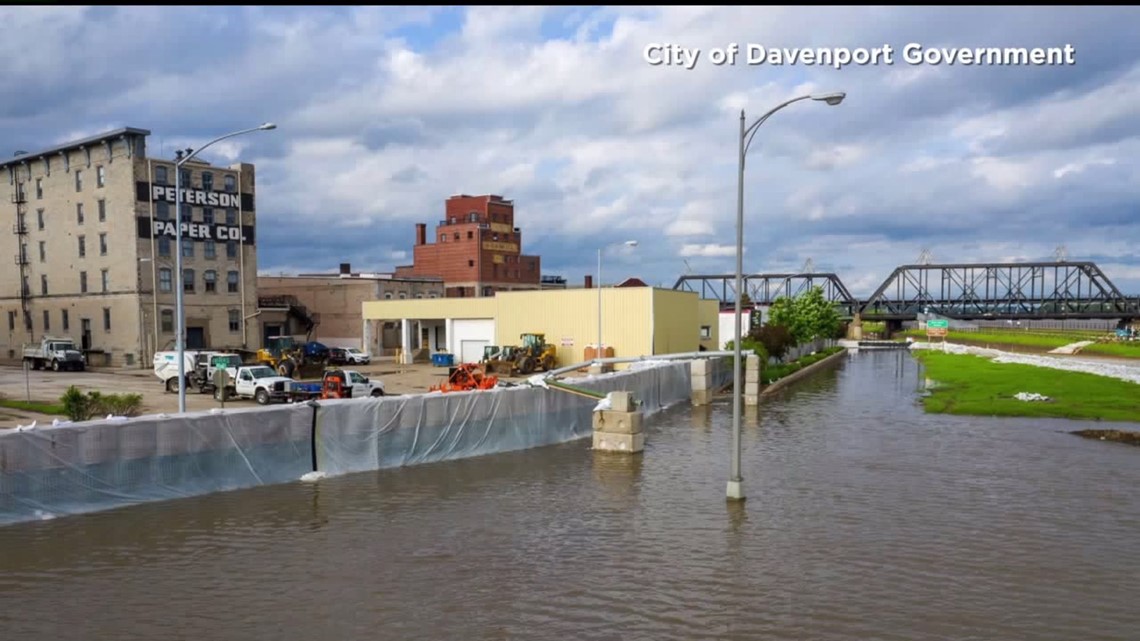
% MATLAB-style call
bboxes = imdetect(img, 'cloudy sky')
[5,6,1140,295]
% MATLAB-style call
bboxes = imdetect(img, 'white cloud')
[680,243,738,258]
[900,155,956,173]
[7,7,1140,293]
[1053,158,1116,179]
[969,156,1037,193]
[804,144,867,170]
[665,219,715,237]
[882,64,946,89]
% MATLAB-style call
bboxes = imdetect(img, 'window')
[79,271,88,293]
[96,165,106,188]
[76,203,84,224]
[36,208,44,230]
[181,205,192,223]
[99,233,107,256]
[103,307,111,332]
[467,231,473,240]
[440,235,446,243]
[468,260,474,267]
[43,310,50,332]
[158,267,172,292]
[203,207,214,225]
[204,240,216,259]
[700,325,712,340]
[78,235,86,258]
[226,241,237,259]
[183,269,195,292]
[35,178,42,199]
[227,270,239,293]
[383,292,393,300]
[7,311,14,331]
[204,269,217,293]
[38,241,45,263]
[398,292,407,300]
[179,168,190,185]
[161,309,174,333]
[429,293,438,299]
[155,166,168,185]
[158,237,171,256]
[19,242,27,264]
[101,269,109,293]
[224,175,236,192]
[182,240,194,258]
[202,172,213,191]
[75,169,83,192]
[98,199,106,222]
[225,208,236,225]
[453,232,459,241]
[468,212,478,222]
[40,274,48,295]
[228,310,240,332]
[62,309,69,331]
[157,201,169,220]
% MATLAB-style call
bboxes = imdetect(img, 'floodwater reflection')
[1,351,1138,641]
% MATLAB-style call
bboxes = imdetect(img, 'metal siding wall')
[361,297,495,320]
[495,289,652,366]
[652,289,700,354]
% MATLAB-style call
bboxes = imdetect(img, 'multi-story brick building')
[1,126,259,367]
[394,194,542,297]
[257,263,444,353]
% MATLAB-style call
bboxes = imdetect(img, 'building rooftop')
[449,193,513,205]
[2,126,151,170]
[266,262,444,282]
[268,272,445,282]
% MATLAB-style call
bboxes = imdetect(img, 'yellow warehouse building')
[361,287,720,367]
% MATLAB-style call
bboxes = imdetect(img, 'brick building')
[394,194,542,297]
[257,263,444,353]
[1,126,259,367]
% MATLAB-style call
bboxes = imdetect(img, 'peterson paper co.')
[150,183,242,209]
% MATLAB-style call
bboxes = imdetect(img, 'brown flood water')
[1,350,1138,640]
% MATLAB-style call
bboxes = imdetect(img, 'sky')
[4,5,1140,296]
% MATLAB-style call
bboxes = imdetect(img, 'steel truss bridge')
[672,261,1140,321]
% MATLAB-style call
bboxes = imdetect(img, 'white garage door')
[461,340,489,365]
[451,319,495,363]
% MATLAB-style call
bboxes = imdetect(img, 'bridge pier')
[847,313,863,340]
[885,319,905,338]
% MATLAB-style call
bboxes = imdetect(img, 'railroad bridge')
[672,261,1140,322]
